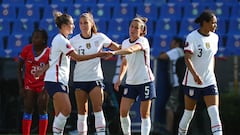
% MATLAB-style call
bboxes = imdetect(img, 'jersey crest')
[86,43,91,49]
[205,42,210,49]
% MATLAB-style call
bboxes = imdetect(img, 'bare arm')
[184,52,203,85]
[112,44,142,55]
[69,50,111,61]
[17,60,24,88]
[114,56,128,91]
[108,42,121,51]
[17,60,24,96]
[35,63,50,78]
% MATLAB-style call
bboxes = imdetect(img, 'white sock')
[77,114,88,135]
[120,116,131,135]
[94,111,106,135]
[141,117,151,135]
[53,113,68,135]
[207,105,223,135]
[178,109,195,135]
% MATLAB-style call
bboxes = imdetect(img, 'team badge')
[123,88,128,95]
[189,88,194,96]
[86,43,91,49]
[205,42,210,49]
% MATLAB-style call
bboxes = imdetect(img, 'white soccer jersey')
[182,30,218,88]
[166,47,184,87]
[44,33,75,86]
[70,33,112,81]
[122,36,155,85]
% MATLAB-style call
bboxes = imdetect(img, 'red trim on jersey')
[135,43,143,50]
[184,69,189,85]
[66,50,74,56]
[143,48,154,81]
[59,53,63,66]
[56,65,59,82]
[105,42,113,48]
[184,50,193,54]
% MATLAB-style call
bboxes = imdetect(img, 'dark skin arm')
[184,51,203,85]
[17,59,24,97]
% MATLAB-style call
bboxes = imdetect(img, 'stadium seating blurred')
[6,34,30,57]
[17,4,41,21]
[151,35,172,57]
[159,3,182,20]
[178,18,198,37]
[136,3,159,20]
[225,34,240,55]
[0,0,239,58]
[88,4,112,20]
[65,4,88,19]
[12,19,36,36]
[0,19,11,37]
[0,4,17,20]
[155,18,178,36]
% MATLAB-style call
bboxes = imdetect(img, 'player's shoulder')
[69,33,81,41]
[210,31,219,39]
[94,32,109,39]
[22,44,33,50]
[187,30,198,38]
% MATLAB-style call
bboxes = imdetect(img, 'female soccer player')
[178,10,223,135]
[112,16,156,135]
[69,12,121,135]
[44,11,110,135]
[17,29,50,135]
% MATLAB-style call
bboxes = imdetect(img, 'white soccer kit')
[70,33,112,81]
[182,30,218,88]
[122,36,155,85]
[44,33,75,86]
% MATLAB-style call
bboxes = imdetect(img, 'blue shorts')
[73,80,105,93]
[183,85,218,100]
[123,81,156,101]
[44,81,69,98]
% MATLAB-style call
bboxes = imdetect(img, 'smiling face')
[207,15,217,33]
